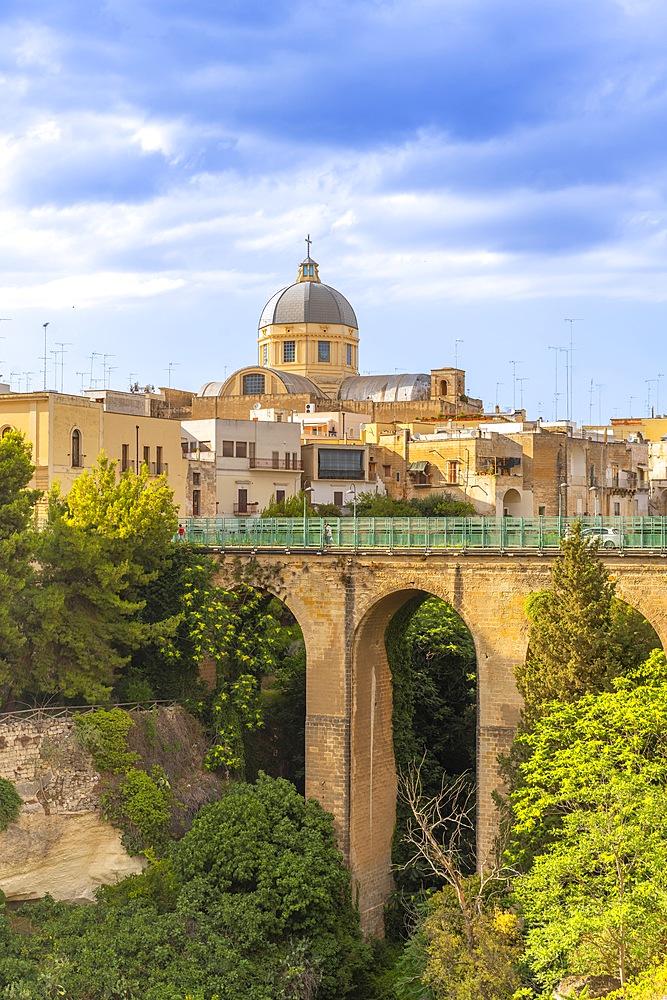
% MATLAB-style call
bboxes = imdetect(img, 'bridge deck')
[179,515,667,553]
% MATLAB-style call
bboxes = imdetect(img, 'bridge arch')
[348,578,528,935]
[612,583,667,651]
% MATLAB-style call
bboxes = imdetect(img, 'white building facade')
[181,418,302,517]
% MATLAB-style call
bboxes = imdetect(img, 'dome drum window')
[243,373,266,395]
[318,341,331,363]
[283,340,296,363]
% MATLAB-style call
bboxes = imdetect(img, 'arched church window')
[71,429,82,467]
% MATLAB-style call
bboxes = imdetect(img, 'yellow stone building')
[0,390,185,517]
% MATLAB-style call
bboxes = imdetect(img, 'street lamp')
[303,484,314,520]
[303,485,314,548]
[346,484,358,518]
[589,486,600,517]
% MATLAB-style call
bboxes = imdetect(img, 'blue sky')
[1,0,667,421]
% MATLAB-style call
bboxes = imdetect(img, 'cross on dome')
[298,235,319,282]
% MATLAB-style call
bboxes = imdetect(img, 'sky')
[1,0,667,423]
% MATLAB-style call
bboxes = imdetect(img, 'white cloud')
[0,273,186,310]
[26,120,62,142]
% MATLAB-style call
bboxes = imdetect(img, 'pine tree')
[516,520,623,718]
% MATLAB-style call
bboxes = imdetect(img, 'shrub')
[0,778,21,831]
[74,708,139,773]
[102,766,172,855]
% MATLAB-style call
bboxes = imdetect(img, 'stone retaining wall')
[0,716,98,814]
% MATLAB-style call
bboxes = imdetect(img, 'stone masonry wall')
[0,716,98,815]
[0,715,146,903]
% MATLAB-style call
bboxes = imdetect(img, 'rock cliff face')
[0,812,145,902]
[0,712,156,903]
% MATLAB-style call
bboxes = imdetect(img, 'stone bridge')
[213,550,667,935]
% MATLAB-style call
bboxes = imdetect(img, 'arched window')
[440,380,448,396]
[1,426,14,438]
[71,429,82,468]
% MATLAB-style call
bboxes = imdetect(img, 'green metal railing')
[177,516,667,552]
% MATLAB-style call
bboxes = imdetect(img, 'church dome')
[259,278,358,329]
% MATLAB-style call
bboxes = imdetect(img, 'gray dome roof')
[338,373,431,403]
[259,281,358,329]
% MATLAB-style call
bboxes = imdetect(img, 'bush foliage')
[0,777,21,832]
[0,775,370,1000]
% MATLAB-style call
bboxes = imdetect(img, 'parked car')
[580,526,624,548]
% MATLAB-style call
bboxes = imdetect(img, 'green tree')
[163,572,282,773]
[173,774,369,995]
[408,491,476,518]
[0,431,40,697]
[353,491,475,518]
[121,545,210,702]
[355,492,414,516]
[510,684,667,991]
[261,489,314,517]
[16,505,148,702]
[392,887,522,1000]
[517,521,631,718]
[7,457,181,704]
[63,454,178,589]
[245,596,307,793]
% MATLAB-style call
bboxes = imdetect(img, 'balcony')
[249,457,303,470]
[233,501,260,515]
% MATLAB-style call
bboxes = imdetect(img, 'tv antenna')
[564,318,582,421]
[55,342,71,393]
[42,322,50,390]
[509,359,522,411]
[103,354,115,389]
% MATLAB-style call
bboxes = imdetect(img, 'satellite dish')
[253,402,261,410]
